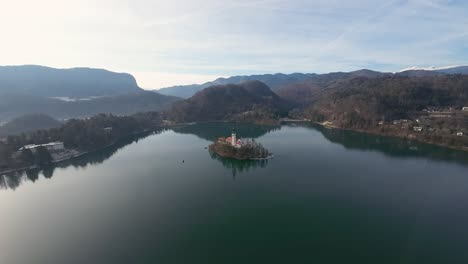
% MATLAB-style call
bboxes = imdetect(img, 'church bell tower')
[231,128,236,146]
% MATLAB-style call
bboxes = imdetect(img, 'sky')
[0,0,467,89]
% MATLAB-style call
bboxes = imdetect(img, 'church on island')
[217,128,245,148]
[210,128,272,160]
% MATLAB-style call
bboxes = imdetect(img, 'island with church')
[209,128,273,160]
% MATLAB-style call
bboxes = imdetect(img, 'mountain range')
[157,66,468,99]
[0,65,143,98]
[1,64,467,129]
[157,73,318,98]
[0,65,179,122]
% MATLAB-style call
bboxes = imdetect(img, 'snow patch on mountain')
[399,65,462,72]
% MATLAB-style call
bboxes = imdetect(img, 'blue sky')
[0,0,467,88]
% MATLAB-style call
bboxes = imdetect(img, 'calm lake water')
[1,123,468,264]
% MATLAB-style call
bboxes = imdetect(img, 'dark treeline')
[0,112,163,172]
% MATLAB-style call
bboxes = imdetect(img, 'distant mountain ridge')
[157,73,317,98]
[157,66,468,99]
[0,65,181,122]
[0,65,143,98]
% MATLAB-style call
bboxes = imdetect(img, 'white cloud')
[0,0,467,87]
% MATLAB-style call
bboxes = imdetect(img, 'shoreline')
[2,120,465,176]
[0,129,161,177]
[313,121,468,152]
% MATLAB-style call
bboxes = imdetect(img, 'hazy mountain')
[435,66,468,75]
[169,81,293,122]
[0,91,180,122]
[0,65,143,98]
[157,70,394,99]
[157,73,318,98]
[158,67,468,100]
[0,114,62,137]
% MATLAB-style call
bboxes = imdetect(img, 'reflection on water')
[174,122,277,177]
[3,123,468,190]
[314,124,468,166]
[209,151,270,179]
[3,122,468,264]
[173,122,280,141]
[175,122,278,177]
[0,130,161,190]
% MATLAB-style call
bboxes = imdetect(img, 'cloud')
[0,0,467,88]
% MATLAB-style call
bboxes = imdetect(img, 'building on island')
[217,129,243,148]
[231,129,236,146]
[457,132,464,136]
[413,126,423,132]
[19,142,65,153]
[463,107,468,111]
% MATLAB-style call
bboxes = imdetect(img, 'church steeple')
[231,128,237,146]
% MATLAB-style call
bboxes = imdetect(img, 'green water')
[1,123,468,264]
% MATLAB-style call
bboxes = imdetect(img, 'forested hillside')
[169,81,293,124]
[0,114,62,137]
[299,75,468,126]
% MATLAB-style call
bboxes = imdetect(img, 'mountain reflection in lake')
[315,124,468,166]
[3,123,468,190]
[2,123,468,191]
[2,123,468,264]
[172,122,280,141]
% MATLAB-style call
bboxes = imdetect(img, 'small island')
[209,129,272,160]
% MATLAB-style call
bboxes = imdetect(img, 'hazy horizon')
[2,63,467,91]
[1,0,467,89]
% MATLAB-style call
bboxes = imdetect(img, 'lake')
[1,122,468,264]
